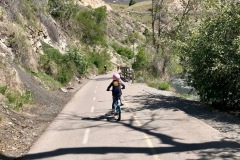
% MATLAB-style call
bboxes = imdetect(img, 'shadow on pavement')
[19,142,239,160]
[16,92,240,160]
[17,113,240,160]
[125,93,240,125]
[0,154,14,160]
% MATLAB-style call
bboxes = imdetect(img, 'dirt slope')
[0,65,90,159]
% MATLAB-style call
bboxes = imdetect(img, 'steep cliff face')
[0,1,70,90]
[0,5,25,92]
[0,0,116,86]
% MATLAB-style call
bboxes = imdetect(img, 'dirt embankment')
[0,65,91,159]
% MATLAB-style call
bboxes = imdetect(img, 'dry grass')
[108,3,128,10]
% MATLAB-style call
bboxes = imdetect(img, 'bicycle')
[106,99,121,121]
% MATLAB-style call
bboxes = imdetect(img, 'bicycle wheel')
[114,106,121,121]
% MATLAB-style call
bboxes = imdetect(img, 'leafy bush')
[66,46,88,75]
[74,7,107,45]
[111,43,134,59]
[87,50,111,74]
[48,0,77,19]
[132,46,149,70]
[41,43,88,84]
[48,1,107,45]
[182,2,240,111]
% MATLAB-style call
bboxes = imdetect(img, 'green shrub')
[48,1,107,45]
[41,43,89,85]
[111,43,134,59]
[66,46,88,75]
[41,42,70,84]
[132,46,149,70]
[181,2,240,111]
[48,0,77,19]
[158,82,170,91]
[87,50,111,74]
[73,7,107,45]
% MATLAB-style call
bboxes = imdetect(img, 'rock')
[60,88,68,93]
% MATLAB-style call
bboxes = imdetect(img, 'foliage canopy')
[182,2,240,110]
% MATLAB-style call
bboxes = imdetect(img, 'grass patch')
[6,90,34,111]
[146,79,171,91]
[180,93,200,101]
[0,86,34,111]
[158,81,170,91]
[36,72,62,90]
[24,67,62,91]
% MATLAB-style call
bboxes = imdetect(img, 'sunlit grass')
[36,72,62,90]
[146,79,171,91]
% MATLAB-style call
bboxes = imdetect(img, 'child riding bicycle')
[106,73,125,111]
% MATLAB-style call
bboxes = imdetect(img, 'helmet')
[113,73,120,80]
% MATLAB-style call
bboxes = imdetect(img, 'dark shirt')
[107,80,125,96]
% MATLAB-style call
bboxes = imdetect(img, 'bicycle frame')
[109,98,121,121]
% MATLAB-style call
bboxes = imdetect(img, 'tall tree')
[151,0,198,79]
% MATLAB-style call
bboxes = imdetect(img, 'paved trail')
[23,74,240,160]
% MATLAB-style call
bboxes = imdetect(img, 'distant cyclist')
[107,73,125,111]
[104,65,107,74]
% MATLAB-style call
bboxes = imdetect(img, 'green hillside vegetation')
[180,2,240,111]
[109,0,240,113]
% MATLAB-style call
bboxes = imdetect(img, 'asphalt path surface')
[23,74,240,160]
